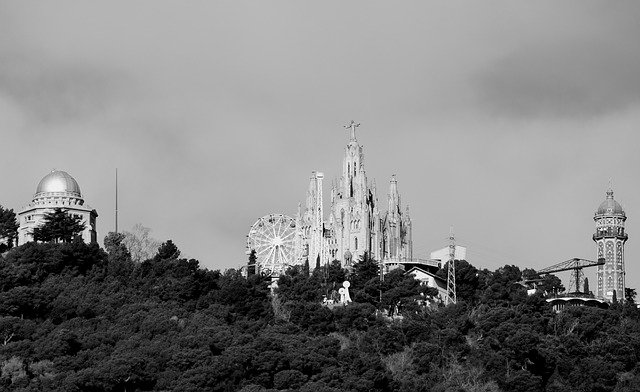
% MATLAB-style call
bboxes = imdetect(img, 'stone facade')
[296,123,412,270]
[18,170,98,244]
[593,188,627,302]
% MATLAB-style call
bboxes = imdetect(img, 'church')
[17,170,98,245]
[295,122,412,270]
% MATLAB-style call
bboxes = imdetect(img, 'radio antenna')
[115,168,119,233]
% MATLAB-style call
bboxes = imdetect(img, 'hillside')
[0,238,639,392]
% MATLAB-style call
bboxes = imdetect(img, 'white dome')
[35,170,82,197]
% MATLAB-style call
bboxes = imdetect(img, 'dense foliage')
[0,239,639,391]
[32,208,85,244]
[0,205,18,251]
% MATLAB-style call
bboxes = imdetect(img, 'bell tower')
[593,187,628,302]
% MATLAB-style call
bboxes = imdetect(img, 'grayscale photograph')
[0,2,638,391]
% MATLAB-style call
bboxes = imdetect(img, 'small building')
[406,266,448,301]
[18,170,98,244]
[546,295,609,312]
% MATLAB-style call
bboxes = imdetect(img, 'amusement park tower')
[593,187,628,302]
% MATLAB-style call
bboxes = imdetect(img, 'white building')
[406,266,448,301]
[18,170,98,244]
[430,245,467,263]
[296,122,413,270]
[593,188,627,302]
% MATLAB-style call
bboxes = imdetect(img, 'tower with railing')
[593,188,628,302]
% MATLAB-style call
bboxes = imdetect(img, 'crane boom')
[538,258,604,275]
[538,258,605,294]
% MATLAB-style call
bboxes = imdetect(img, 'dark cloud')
[475,4,640,118]
[0,54,127,125]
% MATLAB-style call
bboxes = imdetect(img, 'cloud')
[0,54,129,125]
[476,43,640,118]
[474,3,640,119]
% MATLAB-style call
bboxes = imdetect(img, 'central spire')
[344,120,360,142]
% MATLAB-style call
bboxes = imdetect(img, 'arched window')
[355,237,358,250]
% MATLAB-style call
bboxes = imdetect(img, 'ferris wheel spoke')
[281,229,295,240]
[256,246,272,256]
[265,246,276,267]
[278,246,287,264]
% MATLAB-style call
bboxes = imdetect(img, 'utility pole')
[115,168,119,234]
[446,227,457,305]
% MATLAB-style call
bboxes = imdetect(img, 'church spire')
[388,174,400,215]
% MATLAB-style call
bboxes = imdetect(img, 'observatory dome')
[35,170,82,197]
[596,189,624,216]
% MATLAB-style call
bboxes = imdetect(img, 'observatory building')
[593,188,628,302]
[18,170,98,245]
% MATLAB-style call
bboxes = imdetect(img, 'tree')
[122,223,160,263]
[248,249,257,276]
[32,208,85,243]
[154,240,181,260]
[303,257,310,277]
[104,232,131,260]
[437,260,480,304]
[0,205,18,251]
[350,252,379,288]
[624,288,636,304]
[539,274,564,296]
[104,232,134,279]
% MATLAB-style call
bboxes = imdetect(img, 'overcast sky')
[2,1,639,290]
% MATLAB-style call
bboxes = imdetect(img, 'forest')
[0,231,639,391]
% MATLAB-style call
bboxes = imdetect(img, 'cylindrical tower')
[593,188,628,302]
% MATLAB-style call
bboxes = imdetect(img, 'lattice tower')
[446,228,457,305]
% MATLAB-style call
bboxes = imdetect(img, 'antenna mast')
[115,168,119,234]
[446,227,457,305]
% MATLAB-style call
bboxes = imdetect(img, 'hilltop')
[0,237,639,392]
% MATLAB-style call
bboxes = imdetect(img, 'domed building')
[593,188,628,302]
[17,170,98,244]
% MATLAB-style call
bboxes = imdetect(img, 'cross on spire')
[344,120,360,142]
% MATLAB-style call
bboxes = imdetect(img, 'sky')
[1,1,639,290]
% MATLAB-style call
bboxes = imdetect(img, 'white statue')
[340,281,352,304]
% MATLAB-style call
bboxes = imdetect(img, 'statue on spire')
[344,120,360,142]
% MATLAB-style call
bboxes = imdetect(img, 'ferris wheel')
[247,214,298,277]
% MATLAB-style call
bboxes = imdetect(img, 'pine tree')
[583,277,590,294]
[248,249,257,275]
[303,257,310,276]
[0,205,18,250]
[155,240,181,260]
[32,208,85,243]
